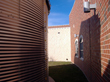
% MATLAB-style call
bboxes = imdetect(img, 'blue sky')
[48,0,75,26]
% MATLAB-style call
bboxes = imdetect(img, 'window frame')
[79,35,84,61]
[75,39,78,58]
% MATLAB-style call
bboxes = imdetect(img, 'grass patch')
[49,62,88,82]
[48,61,71,66]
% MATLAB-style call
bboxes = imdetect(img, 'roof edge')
[69,0,76,16]
[48,25,70,28]
[46,0,51,13]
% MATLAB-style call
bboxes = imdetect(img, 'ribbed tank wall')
[0,0,48,82]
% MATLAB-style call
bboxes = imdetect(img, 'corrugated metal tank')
[0,0,50,82]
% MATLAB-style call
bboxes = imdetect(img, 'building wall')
[69,0,110,82]
[0,0,50,82]
[48,25,71,61]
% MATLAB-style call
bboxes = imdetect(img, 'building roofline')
[46,0,51,13]
[48,25,70,28]
[69,0,76,16]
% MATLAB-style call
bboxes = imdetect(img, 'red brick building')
[69,0,110,82]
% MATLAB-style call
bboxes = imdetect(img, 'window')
[75,39,78,57]
[58,32,60,34]
[79,35,83,59]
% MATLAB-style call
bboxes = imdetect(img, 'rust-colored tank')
[0,0,50,81]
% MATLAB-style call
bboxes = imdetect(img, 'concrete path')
[49,76,55,82]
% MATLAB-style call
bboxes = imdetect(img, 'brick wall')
[69,0,110,82]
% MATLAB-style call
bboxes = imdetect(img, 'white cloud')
[48,12,69,26]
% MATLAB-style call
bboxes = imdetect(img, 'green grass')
[48,62,88,82]
[48,61,71,66]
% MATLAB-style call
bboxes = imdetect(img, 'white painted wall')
[48,27,71,61]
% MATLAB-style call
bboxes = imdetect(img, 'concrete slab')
[49,76,55,82]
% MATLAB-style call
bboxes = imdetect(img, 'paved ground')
[49,76,55,82]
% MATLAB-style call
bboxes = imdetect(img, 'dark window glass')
[80,37,83,58]
[75,40,78,56]
[58,32,60,34]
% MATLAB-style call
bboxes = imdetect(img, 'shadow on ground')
[49,64,88,82]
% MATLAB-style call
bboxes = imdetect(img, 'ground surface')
[48,62,88,82]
